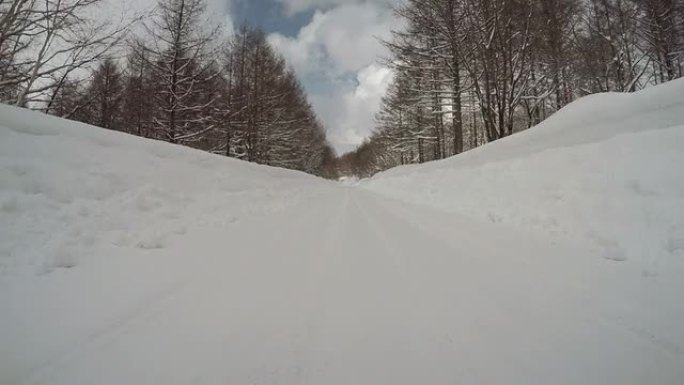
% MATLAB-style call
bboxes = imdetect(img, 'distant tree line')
[340,0,683,177]
[0,0,337,178]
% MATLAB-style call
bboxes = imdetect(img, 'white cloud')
[206,0,235,33]
[268,1,400,154]
[313,64,393,153]
[269,3,395,74]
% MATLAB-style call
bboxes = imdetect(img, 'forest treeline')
[339,0,684,177]
[0,0,337,178]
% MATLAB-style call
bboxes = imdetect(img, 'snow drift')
[364,78,684,265]
[0,104,330,275]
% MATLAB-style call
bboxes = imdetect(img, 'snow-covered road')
[4,186,683,385]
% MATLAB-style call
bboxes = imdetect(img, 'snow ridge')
[363,79,684,267]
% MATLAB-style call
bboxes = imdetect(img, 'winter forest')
[340,0,684,177]
[1,0,683,179]
[0,0,337,178]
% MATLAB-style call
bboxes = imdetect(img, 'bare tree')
[576,0,646,92]
[215,26,335,175]
[121,40,155,137]
[143,0,220,144]
[81,57,124,130]
[0,0,130,106]
[637,0,683,83]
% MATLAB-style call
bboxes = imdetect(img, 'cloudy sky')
[232,0,403,154]
[125,0,401,154]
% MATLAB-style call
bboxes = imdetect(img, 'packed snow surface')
[2,80,684,385]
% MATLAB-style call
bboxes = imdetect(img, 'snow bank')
[0,104,329,275]
[363,79,684,265]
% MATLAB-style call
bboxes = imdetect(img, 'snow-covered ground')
[364,79,684,267]
[0,106,330,276]
[2,80,684,385]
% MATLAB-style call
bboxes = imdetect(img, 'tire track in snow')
[283,188,352,384]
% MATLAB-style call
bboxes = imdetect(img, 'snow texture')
[2,79,684,385]
[364,79,684,266]
[0,107,325,276]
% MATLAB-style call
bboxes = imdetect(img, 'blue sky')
[232,0,315,37]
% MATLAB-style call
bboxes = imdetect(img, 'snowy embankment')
[0,104,330,275]
[364,79,684,265]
